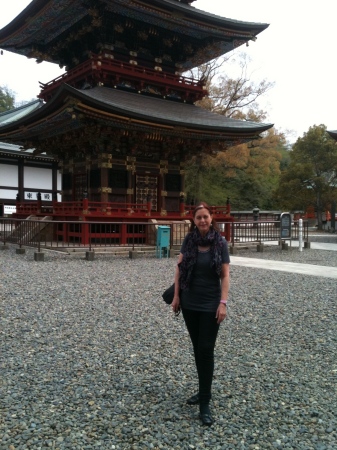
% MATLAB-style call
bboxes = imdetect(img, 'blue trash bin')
[156,226,170,258]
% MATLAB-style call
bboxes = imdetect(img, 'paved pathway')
[231,256,337,279]
[230,240,337,279]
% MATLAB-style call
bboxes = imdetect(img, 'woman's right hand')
[171,295,180,314]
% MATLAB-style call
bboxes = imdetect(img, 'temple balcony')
[39,54,207,103]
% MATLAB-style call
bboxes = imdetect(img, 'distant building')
[0,138,60,216]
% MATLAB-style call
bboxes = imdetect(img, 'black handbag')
[162,283,175,304]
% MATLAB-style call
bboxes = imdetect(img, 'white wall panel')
[57,171,62,190]
[0,189,17,199]
[24,167,52,189]
[0,164,18,187]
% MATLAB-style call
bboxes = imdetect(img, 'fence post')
[299,219,303,252]
[34,221,44,261]
[0,219,9,249]
[85,221,95,260]
[89,221,92,251]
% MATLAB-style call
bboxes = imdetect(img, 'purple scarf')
[179,228,224,290]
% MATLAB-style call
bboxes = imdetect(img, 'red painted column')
[81,222,90,246]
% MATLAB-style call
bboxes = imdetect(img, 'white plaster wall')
[0,164,18,187]
[57,171,61,190]
[0,189,17,199]
[24,167,52,190]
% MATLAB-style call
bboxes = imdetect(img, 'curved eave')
[0,84,273,141]
[0,0,268,58]
[327,130,337,141]
[0,0,48,39]
[0,99,43,126]
[0,142,56,161]
[73,86,273,135]
[155,0,269,33]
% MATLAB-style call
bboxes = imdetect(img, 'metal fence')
[0,218,308,253]
[0,218,190,252]
[230,220,309,246]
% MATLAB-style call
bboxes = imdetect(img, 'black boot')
[199,403,213,426]
[186,393,199,405]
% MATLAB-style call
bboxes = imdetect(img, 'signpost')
[280,212,292,239]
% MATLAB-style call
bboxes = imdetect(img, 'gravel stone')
[0,244,336,449]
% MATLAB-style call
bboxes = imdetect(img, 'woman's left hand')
[216,303,227,324]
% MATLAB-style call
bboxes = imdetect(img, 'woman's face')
[194,207,213,236]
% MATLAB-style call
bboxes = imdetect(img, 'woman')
[172,202,230,426]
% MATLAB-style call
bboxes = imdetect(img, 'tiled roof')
[0,100,43,126]
[0,141,54,160]
[0,0,268,66]
[76,86,273,133]
[0,85,273,139]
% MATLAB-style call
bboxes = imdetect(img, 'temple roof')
[0,140,55,161]
[0,0,269,70]
[0,85,273,151]
[327,130,337,141]
[0,100,43,126]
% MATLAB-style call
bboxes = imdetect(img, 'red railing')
[39,54,206,101]
[0,218,191,249]
[50,201,149,216]
[12,200,233,243]
[15,201,232,219]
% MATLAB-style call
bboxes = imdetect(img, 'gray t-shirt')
[180,236,230,312]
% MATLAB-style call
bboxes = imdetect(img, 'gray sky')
[1,0,336,142]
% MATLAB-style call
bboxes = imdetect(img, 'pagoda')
[0,0,272,227]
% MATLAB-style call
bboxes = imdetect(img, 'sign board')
[24,192,53,201]
[4,205,16,215]
[280,212,292,239]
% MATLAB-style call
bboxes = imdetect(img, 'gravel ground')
[0,245,336,450]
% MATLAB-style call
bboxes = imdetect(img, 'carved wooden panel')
[74,173,87,201]
[135,174,158,210]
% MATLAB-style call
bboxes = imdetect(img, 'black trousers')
[182,308,220,405]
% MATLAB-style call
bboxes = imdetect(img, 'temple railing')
[230,220,309,246]
[39,54,206,101]
[14,201,231,219]
[0,218,308,254]
[0,218,190,251]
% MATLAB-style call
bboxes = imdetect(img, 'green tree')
[274,124,337,229]
[185,127,287,209]
[0,86,15,112]
[183,54,286,208]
